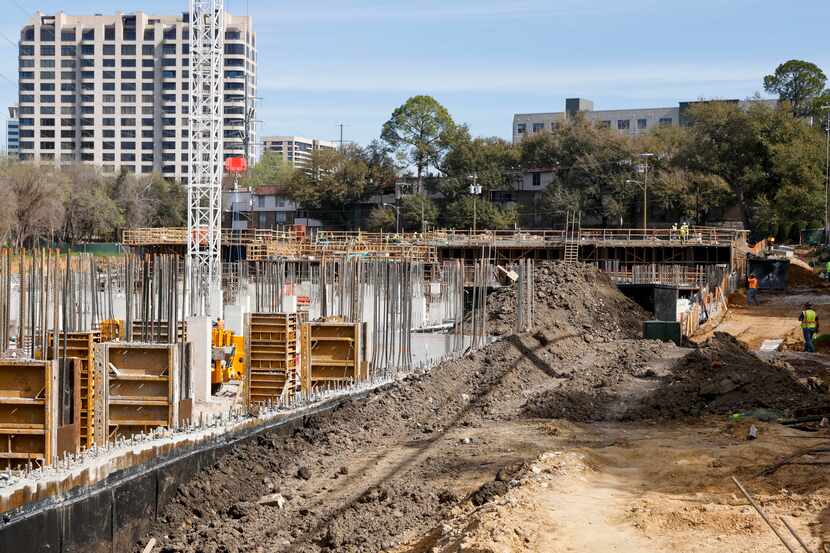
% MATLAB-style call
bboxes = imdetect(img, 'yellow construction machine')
[99,319,124,342]
[211,320,245,390]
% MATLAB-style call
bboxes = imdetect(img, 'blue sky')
[1,0,829,147]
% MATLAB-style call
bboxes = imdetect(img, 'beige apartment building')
[513,97,777,143]
[262,136,337,170]
[17,11,256,181]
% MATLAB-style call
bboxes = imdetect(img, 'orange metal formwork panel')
[93,343,179,446]
[301,321,362,394]
[48,331,99,449]
[244,313,299,407]
[0,359,58,469]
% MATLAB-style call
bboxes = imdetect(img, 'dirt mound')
[523,338,678,422]
[636,333,830,419]
[788,263,827,288]
[525,332,830,422]
[488,262,648,338]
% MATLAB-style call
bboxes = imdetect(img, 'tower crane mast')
[187,0,225,318]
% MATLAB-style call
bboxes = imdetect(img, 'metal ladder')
[564,211,581,265]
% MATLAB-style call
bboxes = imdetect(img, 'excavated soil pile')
[787,263,828,288]
[488,262,648,337]
[135,263,662,553]
[525,332,830,422]
[636,332,830,418]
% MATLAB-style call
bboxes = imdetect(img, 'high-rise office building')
[6,105,19,155]
[261,136,338,170]
[17,11,256,181]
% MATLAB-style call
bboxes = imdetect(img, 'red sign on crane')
[224,156,247,173]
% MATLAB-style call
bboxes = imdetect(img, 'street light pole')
[639,153,654,229]
[468,174,481,233]
[823,105,830,245]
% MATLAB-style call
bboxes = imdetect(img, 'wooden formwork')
[48,331,99,449]
[129,320,187,343]
[300,321,363,393]
[93,343,179,445]
[244,313,298,406]
[0,360,58,468]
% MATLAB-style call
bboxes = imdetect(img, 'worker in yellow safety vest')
[799,303,819,353]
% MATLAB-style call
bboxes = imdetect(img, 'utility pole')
[337,123,345,151]
[626,152,654,230]
[823,105,830,245]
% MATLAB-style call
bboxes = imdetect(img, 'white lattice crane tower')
[188,0,225,318]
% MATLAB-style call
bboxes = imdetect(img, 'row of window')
[21,44,252,59]
[20,93,212,103]
[21,105,177,115]
[22,81,189,91]
[22,25,247,43]
[20,117,183,126]
[517,117,675,134]
[20,112,246,124]
[20,68,187,79]
[23,25,185,42]
[19,128,191,138]
[21,141,192,152]
[21,95,249,109]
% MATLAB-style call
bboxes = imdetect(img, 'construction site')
[0,2,828,553]
[0,210,828,553]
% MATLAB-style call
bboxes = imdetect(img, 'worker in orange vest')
[747,274,759,306]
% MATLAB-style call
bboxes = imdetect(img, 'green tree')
[441,196,517,230]
[650,169,733,224]
[63,165,123,241]
[521,119,638,226]
[674,101,764,226]
[241,151,296,187]
[381,95,463,192]
[398,194,438,231]
[365,206,396,232]
[144,174,186,227]
[676,100,824,231]
[809,90,830,123]
[286,145,377,227]
[364,139,399,196]
[439,136,520,201]
[110,170,152,230]
[764,60,827,117]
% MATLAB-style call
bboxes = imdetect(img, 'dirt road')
[701,289,830,350]
[405,421,830,553]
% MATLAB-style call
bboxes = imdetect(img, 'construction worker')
[747,274,759,305]
[671,223,678,241]
[800,303,819,353]
[680,222,689,243]
[825,259,830,281]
